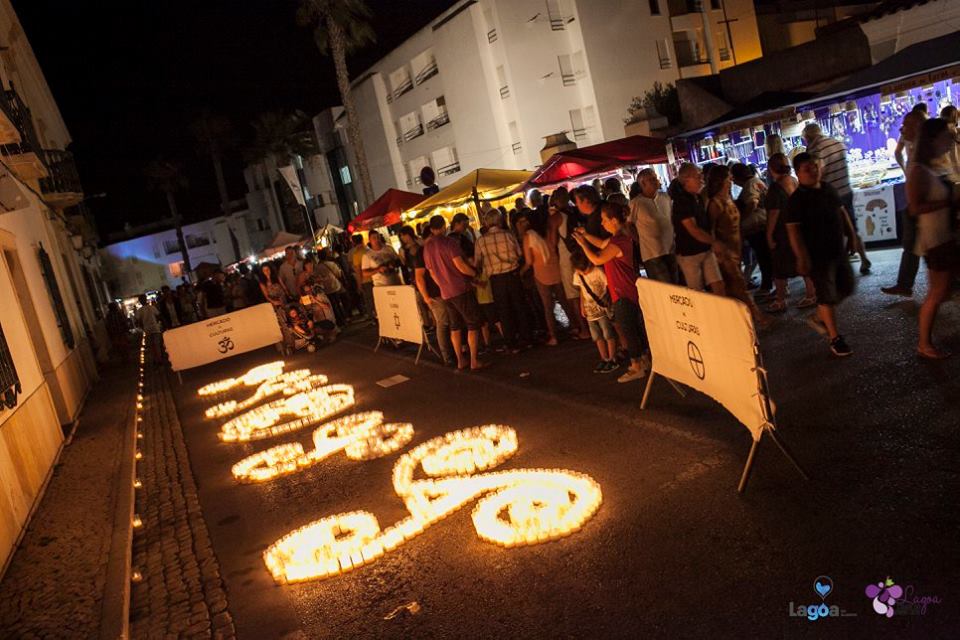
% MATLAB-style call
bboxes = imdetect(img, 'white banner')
[636,279,767,440]
[278,166,306,207]
[163,303,283,372]
[373,285,423,345]
[853,184,897,242]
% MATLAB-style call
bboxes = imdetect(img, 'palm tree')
[145,159,192,277]
[298,0,376,207]
[191,110,234,217]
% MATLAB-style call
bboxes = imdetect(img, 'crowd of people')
[116,106,959,370]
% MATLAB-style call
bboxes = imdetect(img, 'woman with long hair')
[520,211,583,344]
[907,117,960,358]
[259,263,294,352]
[705,165,766,322]
[574,202,648,383]
[764,153,817,312]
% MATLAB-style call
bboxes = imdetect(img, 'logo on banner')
[788,575,857,620]
[217,337,236,354]
[686,341,705,380]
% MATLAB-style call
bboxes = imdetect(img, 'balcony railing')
[511,141,522,155]
[403,124,424,142]
[39,149,83,202]
[561,72,576,87]
[499,85,510,99]
[426,112,450,131]
[487,28,498,43]
[396,134,403,147]
[571,127,589,141]
[415,61,439,85]
[0,86,48,181]
[392,77,414,100]
[437,161,461,177]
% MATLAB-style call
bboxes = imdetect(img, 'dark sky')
[12,0,452,238]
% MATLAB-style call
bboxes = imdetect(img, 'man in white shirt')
[135,294,164,364]
[278,246,302,300]
[628,168,678,284]
[361,231,401,318]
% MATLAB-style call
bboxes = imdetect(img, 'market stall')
[402,168,533,226]
[348,189,425,233]
[674,31,960,245]
[525,135,674,191]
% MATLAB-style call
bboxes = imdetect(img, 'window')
[256,218,268,231]
[716,30,730,61]
[412,49,439,84]
[389,66,413,99]
[485,7,497,42]
[572,50,587,80]
[168,262,184,279]
[0,319,21,410]
[339,166,352,185]
[558,54,576,86]
[569,107,596,142]
[710,0,720,9]
[656,39,673,69]
[432,146,460,177]
[163,239,181,255]
[400,111,424,141]
[408,156,429,185]
[37,244,74,349]
[422,96,450,130]
[497,65,509,99]
[649,0,661,15]
[185,233,211,249]
[545,0,569,30]
[509,121,522,155]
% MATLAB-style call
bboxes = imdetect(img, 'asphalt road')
[173,249,959,639]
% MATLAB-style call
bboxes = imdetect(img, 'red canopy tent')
[349,188,425,232]
[526,135,670,188]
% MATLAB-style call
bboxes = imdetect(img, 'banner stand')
[640,373,687,409]
[372,285,441,366]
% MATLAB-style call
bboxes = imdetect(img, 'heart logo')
[814,575,834,600]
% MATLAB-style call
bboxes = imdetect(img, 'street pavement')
[172,248,959,639]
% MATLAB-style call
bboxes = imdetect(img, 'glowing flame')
[231,412,413,482]
[204,371,328,420]
[262,425,602,584]
[197,361,286,398]
[217,384,356,442]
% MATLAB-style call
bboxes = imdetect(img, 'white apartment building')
[99,205,257,298]
[242,151,345,241]
[0,0,105,574]
[316,0,761,209]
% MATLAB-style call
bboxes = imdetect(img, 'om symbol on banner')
[217,336,235,354]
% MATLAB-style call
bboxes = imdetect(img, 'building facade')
[314,0,761,212]
[0,0,104,575]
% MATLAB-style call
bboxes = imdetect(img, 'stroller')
[285,291,337,354]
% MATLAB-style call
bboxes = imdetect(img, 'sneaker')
[859,259,872,275]
[880,284,913,297]
[593,361,607,373]
[829,335,852,357]
[600,360,620,374]
[805,314,828,336]
[617,367,646,383]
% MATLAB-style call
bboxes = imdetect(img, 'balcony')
[511,141,522,155]
[668,0,702,16]
[392,77,414,100]
[499,85,510,99]
[437,161,460,177]
[39,149,83,209]
[426,112,450,131]
[415,60,439,85]
[487,28,498,43]
[403,124,424,142]
[0,86,48,181]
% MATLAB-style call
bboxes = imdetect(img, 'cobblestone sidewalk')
[130,363,235,639]
[0,363,132,639]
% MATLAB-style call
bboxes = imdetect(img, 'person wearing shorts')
[571,251,619,374]
[786,152,857,357]
[671,163,726,294]
[423,215,488,370]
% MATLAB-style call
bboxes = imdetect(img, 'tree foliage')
[297,0,375,56]
[249,110,318,164]
[625,82,681,126]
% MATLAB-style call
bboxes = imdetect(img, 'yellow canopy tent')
[402,168,533,223]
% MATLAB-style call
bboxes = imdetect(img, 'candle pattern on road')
[204,370,329,420]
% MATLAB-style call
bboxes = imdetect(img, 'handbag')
[578,272,614,319]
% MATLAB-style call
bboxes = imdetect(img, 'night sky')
[12,0,452,238]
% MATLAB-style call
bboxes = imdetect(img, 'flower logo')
[866,577,904,617]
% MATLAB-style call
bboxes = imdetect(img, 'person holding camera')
[361,231,402,318]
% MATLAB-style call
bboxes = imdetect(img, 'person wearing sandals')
[907,118,960,359]
[704,165,771,327]
[571,251,619,374]
[764,153,817,313]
